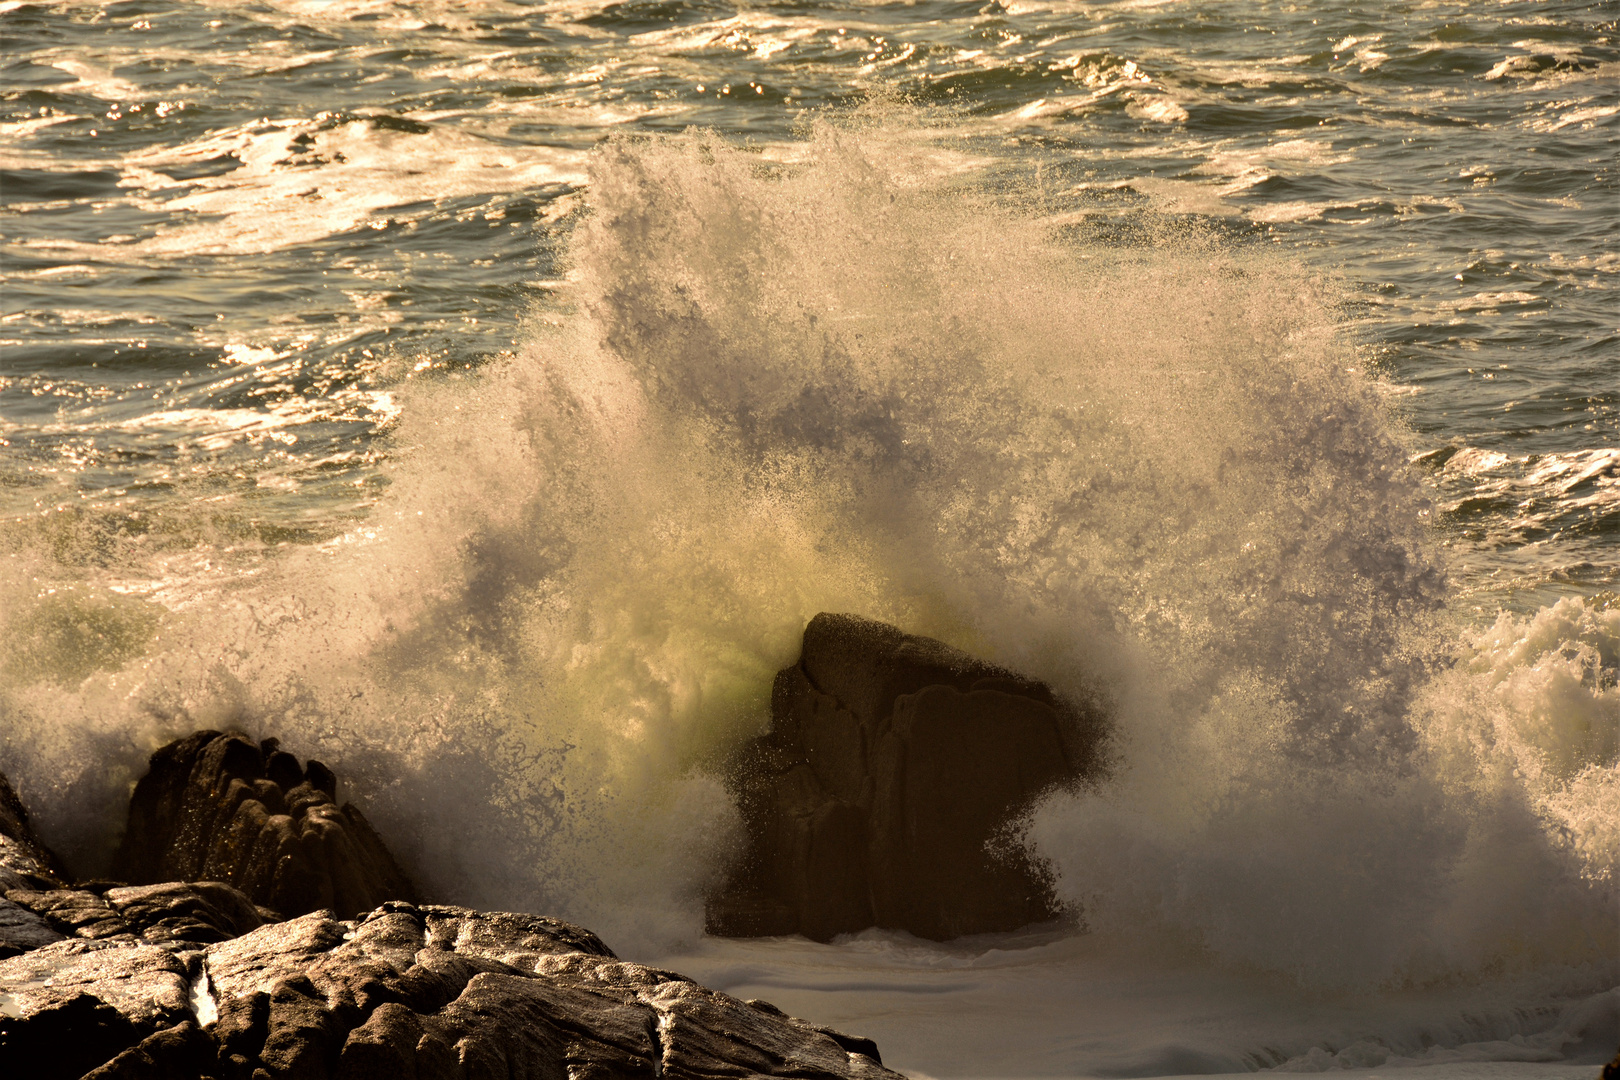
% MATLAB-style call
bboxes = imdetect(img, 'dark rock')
[708,612,1108,941]
[4,880,275,950]
[0,759,900,1080]
[0,901,902,1080]
[0,770,69,961]
[0,938,194,1061]
[102,881,277,945]
[82,1020,218,1080]
[334,1001,428,1078]
[4,888,132,941]
[0,896,64,958]
[0,992,141,1080]
[112,731,416,919]
[0,770,68,891]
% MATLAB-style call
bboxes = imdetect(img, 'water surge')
[2,116,1614,1014]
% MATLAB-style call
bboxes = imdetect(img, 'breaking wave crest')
[1,116,1614,992]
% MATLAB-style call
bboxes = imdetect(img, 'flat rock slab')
[0,901,900,1079]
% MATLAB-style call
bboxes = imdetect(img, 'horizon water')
[1,1,1617,1077]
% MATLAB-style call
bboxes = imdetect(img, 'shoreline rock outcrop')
[113,731,416,920]
[0,771,68,893]
[1,742,901,1079]
[707,613,1108,942]
[0,899,898,1080]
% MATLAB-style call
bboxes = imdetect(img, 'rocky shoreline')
[0,614,1110,1078]
[0,758,901,1080]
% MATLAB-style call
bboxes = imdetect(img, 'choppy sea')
[2,1,1616,1077]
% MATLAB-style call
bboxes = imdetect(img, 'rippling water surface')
[2,2,1617,1077]
[3,0,1615,602]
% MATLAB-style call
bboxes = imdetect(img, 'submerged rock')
[0,902,900,1079]
[708,613,1108,941]
[112,731,416,920]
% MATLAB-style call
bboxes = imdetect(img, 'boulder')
[708,613,1108,941]
[0,903,902,1080]
[112,732,416,920]
[0,769,901,1080]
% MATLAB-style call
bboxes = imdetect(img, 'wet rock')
[0,754,901,1079]
[0,902,900,1079]
[112,731,416,919]
[83,1020,217,1080]
[1,769,275,960]
[0,770,68,892]
[3,880,275,950]
[0,896,64,958]
[0,992,142,1080]
[3,889,131,941]
[708,612,1109,941]
[102,882,277,946]
[0,937,193,1033]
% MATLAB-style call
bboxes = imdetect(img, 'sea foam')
[1,119,1613,1006]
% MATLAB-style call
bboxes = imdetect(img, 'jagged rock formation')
[0,771,68,892]
[708,613,1108,941]
[0,764,900,1079]
[0,902,899,1079]
[112,731,416,920]
[4,880,275,951]
[1,772,75,960]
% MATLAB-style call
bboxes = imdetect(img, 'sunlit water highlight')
[1,1,1616,1076]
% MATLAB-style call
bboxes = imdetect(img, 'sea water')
[0,1,1615,1077]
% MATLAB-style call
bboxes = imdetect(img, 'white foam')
[1125,95,1189,124]
[47,59,140,102]
[187,961,218,1027]
[2,114,1614,1069]
[654,932,1616,1079]
[35,115,592,257]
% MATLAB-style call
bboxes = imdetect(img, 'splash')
[1,114,1614,981]
[1026,593,1618,989]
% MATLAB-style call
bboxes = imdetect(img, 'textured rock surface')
[0,771,67,893]
[113,731,416,920]
[0,762,900,1079]
[0,902,900,1080]
[1,771,72,959]
[709,613,1108,941]
[4,881,276,948]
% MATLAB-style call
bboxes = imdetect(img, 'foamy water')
[1,1,1616,1076]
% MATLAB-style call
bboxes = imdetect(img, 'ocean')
[1,0,1616,1076]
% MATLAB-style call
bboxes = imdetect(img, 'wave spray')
[2,116,1613,999]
